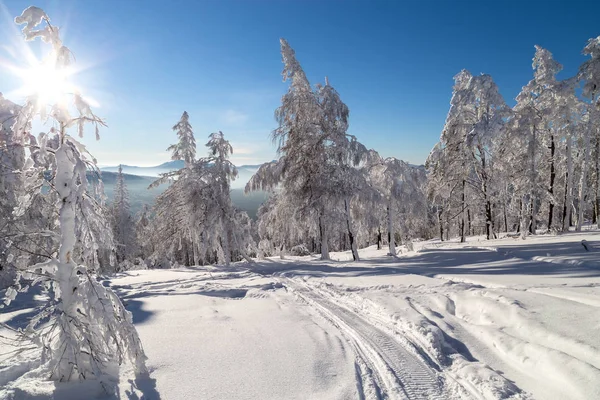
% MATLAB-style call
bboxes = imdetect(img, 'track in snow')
[283,278,448,400]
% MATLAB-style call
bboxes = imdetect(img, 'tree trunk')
[577,122,592,232]
[438,206,444,241]
[192,239,199,266]
[503,201,508,233]
[387,200,396,256]
[344,198,359,261]
[520,196,529,239]
[548,134,556,231]
[221,213,231,266]
[594,132,600,225]
[485,200,494,240]
[563,133,574,232]
[460,179,466,243]
[319,214,330,260]
[528,124,538,235]
[479,147,495,240]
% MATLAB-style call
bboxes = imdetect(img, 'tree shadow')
[124,299,155,324]
[124,372,162,400]
[248,239,600,281]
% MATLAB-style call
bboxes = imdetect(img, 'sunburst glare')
[17,59,76,104]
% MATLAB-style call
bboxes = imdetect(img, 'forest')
[1,4,600,398]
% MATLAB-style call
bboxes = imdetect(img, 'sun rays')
[0,3,99,112]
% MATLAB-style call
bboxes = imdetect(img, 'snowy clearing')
[2,231,600,399]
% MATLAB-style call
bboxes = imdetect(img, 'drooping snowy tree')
[168,111,196,168]
[247,39,368,260]
[4,7,146,384]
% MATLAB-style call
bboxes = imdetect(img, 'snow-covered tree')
[168,111,196,168]
[577,36,600,229]
[427,70,474,242]
[368,153,426,255]
[3,6,146,384]
[247,40,368,260]
[0,94,25,288]
[111,165,135,263]
[151,131,253,266]
[507,46,566,236]
[428,70,509,240]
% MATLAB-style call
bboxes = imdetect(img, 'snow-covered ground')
[2,231,600,399]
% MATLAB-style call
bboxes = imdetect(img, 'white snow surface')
[2,231,600,399]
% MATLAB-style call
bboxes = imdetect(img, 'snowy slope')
[1,231,599,399]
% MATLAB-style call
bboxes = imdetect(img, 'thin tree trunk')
[563,133,574,232]
[460,179,466,242]
[528,124,538,235]
[387,200,396,256]
[548,134,556,231]
[577,122,592,232]
[192,239,199,266]
[438,206,444,242]
[503,201,508,233]
[594,130,600,224]
[467,207,472,236]
[344,198,359,261]
[520,196,529,239]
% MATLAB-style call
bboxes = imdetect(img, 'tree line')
[1,4,600,387]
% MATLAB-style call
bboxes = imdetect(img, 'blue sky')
[1,0,599,166]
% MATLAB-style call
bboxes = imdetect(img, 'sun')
[18,60,75,105]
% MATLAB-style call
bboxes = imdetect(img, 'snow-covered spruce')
[111,165,136,264]
[3,6,146,384]
[150,123,255,267]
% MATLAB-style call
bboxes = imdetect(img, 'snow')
[2,231,600,399]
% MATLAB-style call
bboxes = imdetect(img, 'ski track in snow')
[283,277,449,400]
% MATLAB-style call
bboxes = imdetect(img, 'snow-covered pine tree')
[168,111,196,168]
[111,165,135,263]
[197,131,253,266]
[134,204,153,260]
[151,130,253,266]
[4,6,146,384]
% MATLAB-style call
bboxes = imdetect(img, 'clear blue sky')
[1,0,599,166]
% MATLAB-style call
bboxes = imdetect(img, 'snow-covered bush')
[290,244,311,256]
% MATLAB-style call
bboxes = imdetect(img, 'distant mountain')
[98,170,268,219]
[100,161,267,189]
[155,160,184,169]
